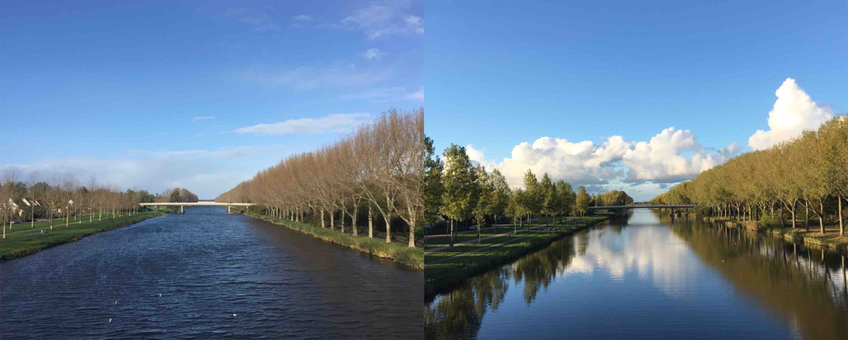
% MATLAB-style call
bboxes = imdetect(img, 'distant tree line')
[215,108,424,247]
[424,143,633,243]
[0,170,164,237]
[158,188,199,203]
[650,114,847,235]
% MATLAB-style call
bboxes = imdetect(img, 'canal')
[0,206,423,339]
[425,209,848,340]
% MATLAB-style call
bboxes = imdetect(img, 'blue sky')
[2,1,846,201]
[425,0,847,200]
[1,0,423,198]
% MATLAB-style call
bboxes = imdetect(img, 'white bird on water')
[115,301,118,304]
[159,294,162,298]
[233,314,237,317]
[109,319,112,323]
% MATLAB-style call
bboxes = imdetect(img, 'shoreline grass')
[425,213,614,299]
[0,210,169,262]
[244,212,424,270]
[701,215,848,251]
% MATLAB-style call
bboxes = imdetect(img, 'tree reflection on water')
[425,212,848,340]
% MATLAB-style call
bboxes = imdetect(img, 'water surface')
[1,206,423,339]
[425,210,848,340]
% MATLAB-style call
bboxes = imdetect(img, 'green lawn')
[1,210,169,262]
[424,213,613,297]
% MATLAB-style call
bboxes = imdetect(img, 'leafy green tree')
[423,137,444,227]
[488,169,510,223]
[522,170,540,224]
[539,173,556,220]
[575,186,590,217]
[473,165,492,242]
[556,180,574,221]
[441,144,479,248]
[507,189,527,234]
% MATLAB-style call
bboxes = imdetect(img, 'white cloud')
[341,1,423,39]
[1,145,287,198]
[226,8,279,31]
[340,86,405,101]
[239,64,393,90]
[748,78,833,150]
[293,14,313,21]
[235,113,372,135]
[126,146,272,160]
[467,127,738,191]
[193,116,216,121]
[363,48,383,60]
[403,88,424,101]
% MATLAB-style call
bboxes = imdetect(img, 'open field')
[0,210,169,262]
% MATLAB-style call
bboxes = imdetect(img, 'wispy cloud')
[293,14,313,21]
[239,64,393,90]
[193,116,216,121]
[2,145,288,198]
[341,87,405,101]
[403,88,423,101]
[341,1,423,39]
[226,8,279,31]
[362,48,383,60]
[126,146,275,160]
[235,113,372,135]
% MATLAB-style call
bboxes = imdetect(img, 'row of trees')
[215,108,425,247]
[651,114,847,235]
[157,188,198,203]
[0,170,161,237]
[424,143,632,244]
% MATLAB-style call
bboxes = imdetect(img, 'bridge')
[139,202,254,214]
[589,204,697,221]
[589,204,696,210]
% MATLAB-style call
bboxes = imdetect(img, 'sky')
[2,1,846,202]
[1,0,423,198]
[425,0,847,201]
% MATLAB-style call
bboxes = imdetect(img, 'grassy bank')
[699,215,848,251]
[425,213,614,298]
[0,210,169,262]
[245,212,424,270]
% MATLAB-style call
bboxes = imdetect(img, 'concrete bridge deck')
[589,204,696,210]
[139,202,254,214]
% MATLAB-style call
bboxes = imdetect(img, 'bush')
[759,211,778,227]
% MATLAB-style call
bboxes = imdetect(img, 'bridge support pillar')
[671,208,675,223]
[228,206,231,214]
[180,205,184,214]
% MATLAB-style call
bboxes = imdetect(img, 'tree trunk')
[408,215,415,248]
[819,200,825,234]
[385,215,391,243]
[805,202,810,231]
[330,210,335,231]
[320,208,325,228]
[449,219,454,248]
[839,196,844,236]
[352,205,358,236]
[368,205,373,238]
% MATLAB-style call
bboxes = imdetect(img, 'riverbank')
[244,212,424,270]
[699,215,848,252]
[0,210,170,262]
[425,212,615,298]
